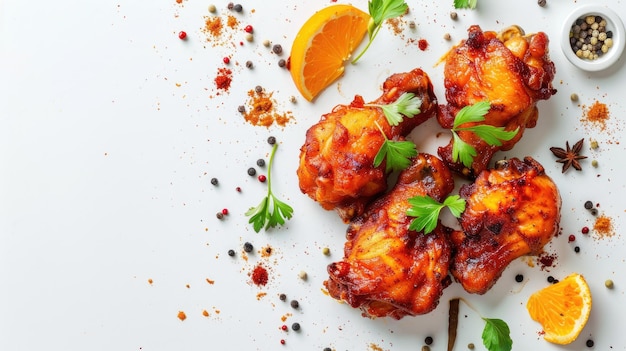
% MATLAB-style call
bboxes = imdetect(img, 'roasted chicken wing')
[297,68,438,222]
[324,153,455,319]
[437,25,557,178]
[450,157,561,294]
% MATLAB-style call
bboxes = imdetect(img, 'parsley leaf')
[245,143,294,232]
[450,101,519,168]
[454,0,478,9]
[366,92,422,126]
[352,0,408,63]
[482,318,513,351]
[407,195,466,234]
[373,121,417,173]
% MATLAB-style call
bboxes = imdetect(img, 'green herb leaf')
[245,143,294,232]
[450,100,519,168]
[407,195,466,234]
[353,0,408,63]
[482,318,513,351]
[366,92,423,126]
[374,139,417,173]
[454,0,478,9]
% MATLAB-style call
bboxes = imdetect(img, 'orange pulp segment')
[289,4,370,101]
[526,273,592,345]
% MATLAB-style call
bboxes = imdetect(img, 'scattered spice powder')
[214,67,232,91]
[243,89,293,127]
[251,264,269,286]
[538,252,557,270]
[583,100,610,130]
[593,214,614,238]
[204,16,223,38]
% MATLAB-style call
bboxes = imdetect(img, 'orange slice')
[289,4,370,101]
[526,273,592,345]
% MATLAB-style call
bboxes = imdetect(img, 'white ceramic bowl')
[561,5,625,72]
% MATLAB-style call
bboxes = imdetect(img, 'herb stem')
[352,24,381,64]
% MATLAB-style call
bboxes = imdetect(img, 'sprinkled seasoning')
[242,89,293,127]
[583,100,610,130]
[594,215,614,237]
[251,264,268,286]
[214,67,232,91]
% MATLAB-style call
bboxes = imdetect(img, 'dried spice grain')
[214,67,232,91]
[251,264,268,286]
[242,89,293,127]
[593,214,614,238]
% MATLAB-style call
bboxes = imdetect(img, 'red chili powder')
[418,39,429,51]
[538,252,557,270]
[205,16,223,37]
[214,67,232,91]
[251,264,268,286]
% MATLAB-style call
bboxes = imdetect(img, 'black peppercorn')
[584,200,593,209]
[272,44,283,55]
[243,242,253,253]
[228,249,235,257]
[537,0,546,7]
[267,136,276,145]
[216,212,224,219]
[227,2,234,10]
[515,274,524,283]
[290,299,299,309]
[590,208,598,216]
[245,60,253,69]
[323,348,332,351]
[255,85,263,93]
[278,59,286,67]
[574,246,580,253]
[424,336,433,345]
[586,339,594,347]
[256,159,265,167]
[237,105,246,113]
[210,177,218,185]
[233,4,242,12]
[547,276,555,283]
[291,322,301,331]
[279,293,287,301]
[247,167,257,176]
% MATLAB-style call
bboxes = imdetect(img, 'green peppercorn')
[591,159,598,167]
[468,343,475,349]
[570,93,579,101]
[605,279,614,289]
[322,247,330,255]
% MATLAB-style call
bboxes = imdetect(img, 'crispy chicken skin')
[297,68,438,222]
[438,25,557,178]
[324,153,455,319]
[450,157,561,295]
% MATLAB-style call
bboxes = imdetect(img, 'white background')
[2,0,626,350]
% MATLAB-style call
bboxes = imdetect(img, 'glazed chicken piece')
[324,153,455,319]
[297,68,438,222]
[437,25,557,178]
[450,157,561,295]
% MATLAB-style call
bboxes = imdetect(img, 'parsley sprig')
[449,298,513,351]
[454,0,478,9]
[451,101,519,168]
[373,122,417,173]
[406,195,466,234]
[352,0,408,64]
[245,143,294,232]
[367,92,422,172]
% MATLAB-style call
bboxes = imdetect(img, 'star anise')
[549,138,587,173]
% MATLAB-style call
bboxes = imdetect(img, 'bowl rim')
[561,4,626,72]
